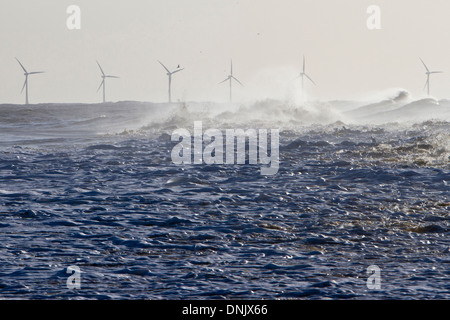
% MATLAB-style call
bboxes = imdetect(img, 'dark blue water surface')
[0,102,448,299]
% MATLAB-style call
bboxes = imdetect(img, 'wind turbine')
[158,61,184,103]
[15,58,44,105]
[96,61,119,103]
[219,60,243,102]
[420,58,443,97]
[298,55,316,98]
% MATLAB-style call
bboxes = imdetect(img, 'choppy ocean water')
[0,92,449,299]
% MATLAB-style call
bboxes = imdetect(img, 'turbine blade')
[96,61,105,76]
[423,79,429,90]
[232,76,244,86]
[419,58,430,72]
[97,80,104,92]
[28,71,45,75]
[304,73,316,85]
[302,55,305,73]
[15,58,27,73]
[21,79,27,93]
[231,60,233,76]
[106,75,120,78]
[171,68,184,74]
[430,71,443,74]
[219,77,229,85]
[158,61,170,73]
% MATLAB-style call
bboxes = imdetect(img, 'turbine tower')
[97,61,119,103]
[420,58,443,96]
[15,58,44,105]
[219,60,243,102]
[298,55,316,98]
[158,61,184,103]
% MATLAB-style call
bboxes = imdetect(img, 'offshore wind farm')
[7,55,449,105]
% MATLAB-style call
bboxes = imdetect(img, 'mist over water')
[0,90,448,299]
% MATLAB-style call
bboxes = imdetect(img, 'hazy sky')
[1,0,450,104]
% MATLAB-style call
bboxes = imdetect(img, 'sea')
[0,89,448,299]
